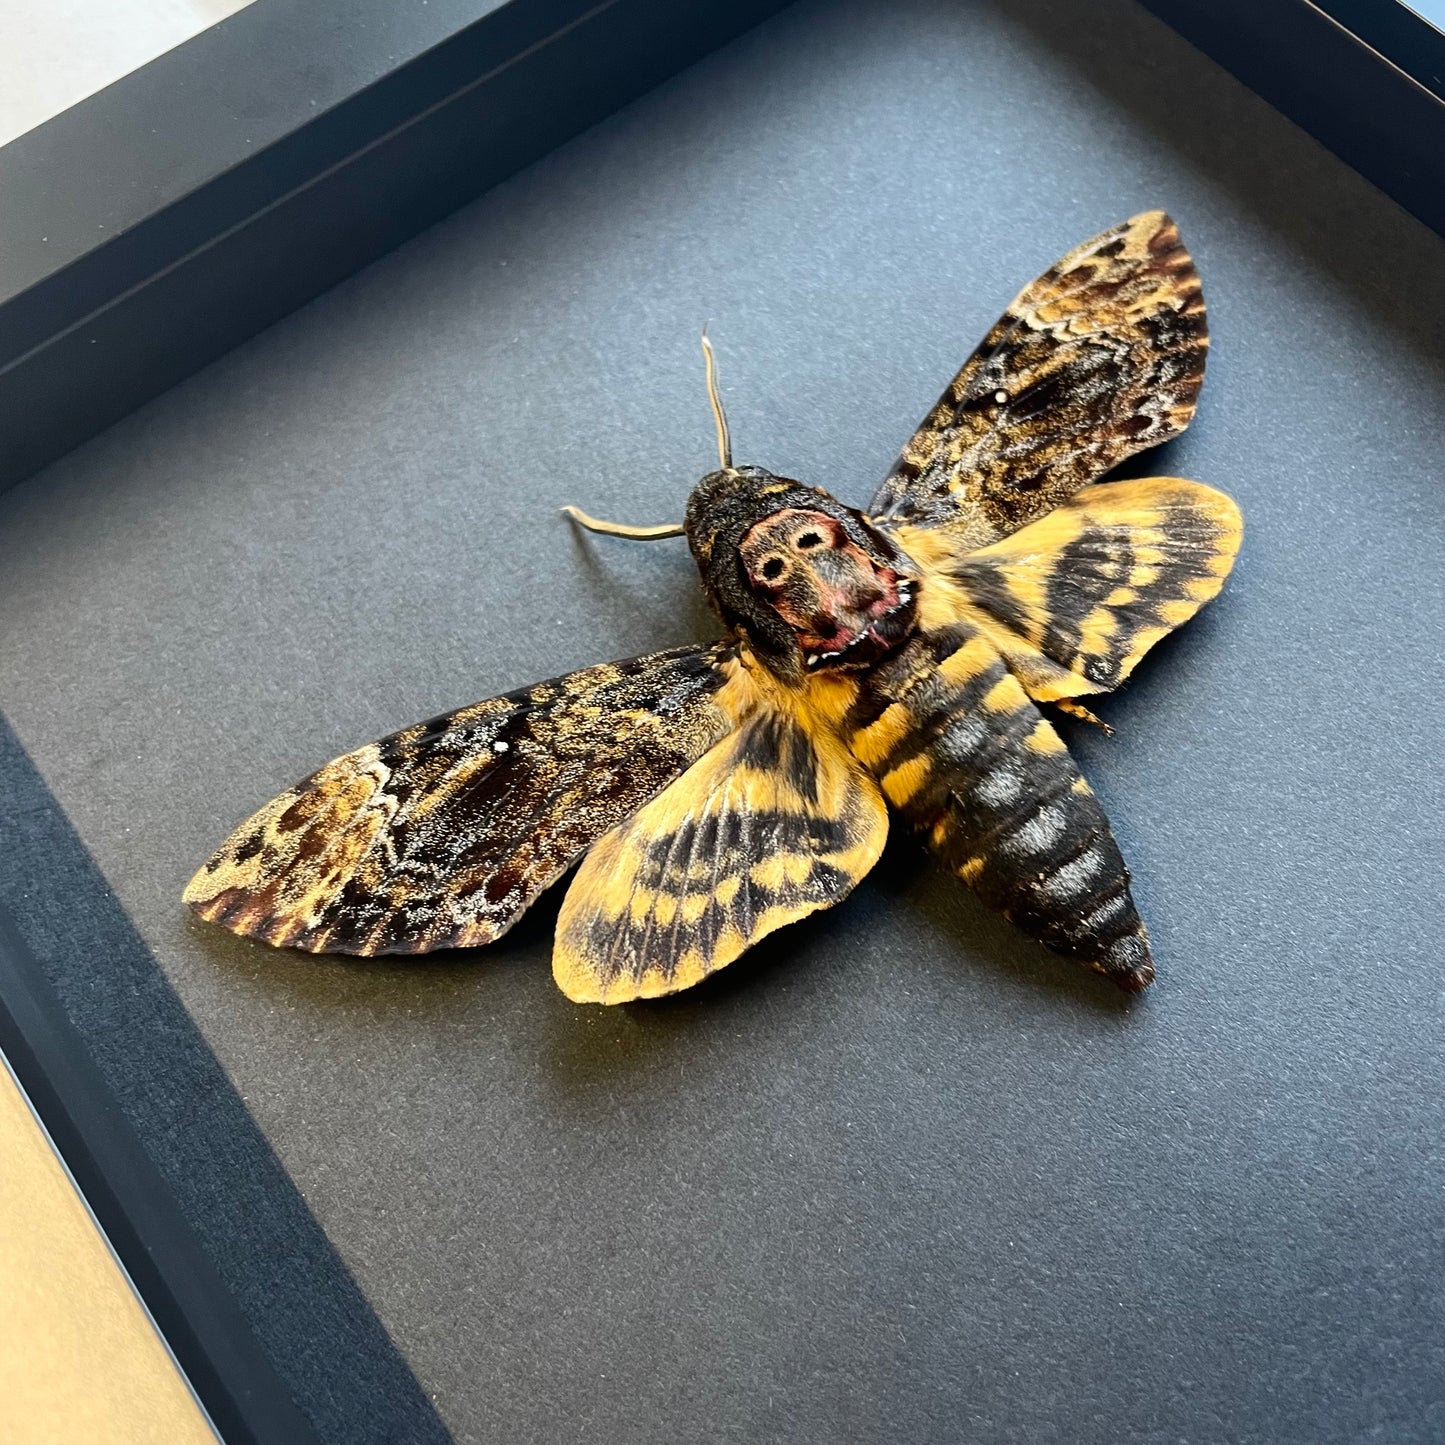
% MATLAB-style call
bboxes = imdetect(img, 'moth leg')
[1051,698,1114,736]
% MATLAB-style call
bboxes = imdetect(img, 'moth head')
[560,335,916,674]
[685,467,916,673]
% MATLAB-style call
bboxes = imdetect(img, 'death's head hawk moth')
[187,210,1240,1001]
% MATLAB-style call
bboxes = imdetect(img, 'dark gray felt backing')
[2,1,1443,1442]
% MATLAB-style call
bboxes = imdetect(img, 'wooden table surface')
[0,1055,217,1445]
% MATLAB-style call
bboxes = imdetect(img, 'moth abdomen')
[851,626,1153,990]
[933,784,1153,992]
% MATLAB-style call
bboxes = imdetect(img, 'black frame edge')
[1136,0,1445,238]
[0,0,792,494]
[1321,0,1445,95]
[0,904,323,1445]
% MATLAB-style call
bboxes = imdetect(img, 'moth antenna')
[561,506,685,540]
[701,328,733,470]
[559,329,732,541]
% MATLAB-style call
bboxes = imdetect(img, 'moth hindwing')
[554,671,888,1002]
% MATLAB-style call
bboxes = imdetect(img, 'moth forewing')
[870,210,1208,548]
[184,646,738,955]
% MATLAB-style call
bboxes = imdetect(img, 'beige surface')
[0,1056,218,1445]
[0,0,253,148]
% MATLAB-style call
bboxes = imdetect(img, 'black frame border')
[0,906,322,1445]
[1,1,1441,496]
[0,699,460,1445]
[1138,0,1445,239]
[0,0,794,492]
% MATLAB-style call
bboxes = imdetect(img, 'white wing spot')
[492,740,510,753]
[994,389,1008,405]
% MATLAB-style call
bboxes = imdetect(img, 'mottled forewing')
[871,211,1207,549]
[849,626,1153,989]
[897,477,1242,703]
[184,645,737,955]
[554,693,888,1003]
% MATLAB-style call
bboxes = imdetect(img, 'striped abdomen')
[849,625,1153,990]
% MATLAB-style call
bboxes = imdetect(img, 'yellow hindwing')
[553,663,888,1003]
[892,477,1242,702]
